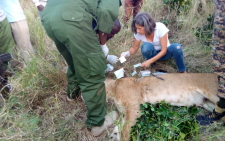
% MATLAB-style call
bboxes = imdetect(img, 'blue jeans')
[141,42,186,72]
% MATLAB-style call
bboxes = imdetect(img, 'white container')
[133,63,141,69]
[114,68,125,79]
[131,70,137,76]
[119,56,126,63]
[139,70,151,76]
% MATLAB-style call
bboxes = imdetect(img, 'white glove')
[101,44,109,57]
[120,51,130,57]
[105,64,114,73]
[107,55,118,64]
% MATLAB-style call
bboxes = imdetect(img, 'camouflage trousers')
[212,0,225,98]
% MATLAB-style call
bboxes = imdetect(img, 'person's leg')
[124,0,134,23]
[10,19,34,61]
[133,0,143,18]
[141,42,157,60]
[42,1,115,132]
[159,43,186,72]
[196,0,225,125]
[0,18,14,55]
[197,98,225,125]
[209,0,225,107]
[54,41,80,99]
[0,18,14,68]
[218,98,225,109]
[42,7,80,99]
[65,17,107,128]
[0,18,14,98]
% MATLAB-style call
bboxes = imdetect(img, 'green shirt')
[96,0,120,33]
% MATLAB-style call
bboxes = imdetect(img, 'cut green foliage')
[130,101,199,141]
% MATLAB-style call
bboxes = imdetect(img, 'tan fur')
[105,73,219,141]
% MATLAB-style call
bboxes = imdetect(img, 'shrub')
[130,101,199,141]
[195,14,214,46]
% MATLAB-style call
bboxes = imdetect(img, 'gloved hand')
[120,51,130,57]
[105,64,114,73]
[107,55,118,64]
[101,44,109,57]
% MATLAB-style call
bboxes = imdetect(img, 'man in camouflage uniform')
[197,0,225,125]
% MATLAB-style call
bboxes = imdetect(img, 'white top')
[0,5,6,21]
[0,0,26,23]
[32,0,48,7]
[134,22,170,51]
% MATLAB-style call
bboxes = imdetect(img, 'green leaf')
[151,107,155,111]
[164,122,169,126]
[130,102,198,140]
[179,132,186,139]
[132,135,136,141]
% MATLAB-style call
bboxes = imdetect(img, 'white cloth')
[134,22,170,51]
[32,0,48,7]
[0,6,6,21]
[0,0,26,23]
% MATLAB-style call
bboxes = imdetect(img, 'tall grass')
[0,0,224,140]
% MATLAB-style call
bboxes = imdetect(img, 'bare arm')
[98,30,108,45]
[141,33,168,68]
[129,38,141,55]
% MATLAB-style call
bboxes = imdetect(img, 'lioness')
[105,73,219,141]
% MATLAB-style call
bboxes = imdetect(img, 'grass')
[0,0,225,140]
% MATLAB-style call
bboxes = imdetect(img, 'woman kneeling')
[121,12,186,73]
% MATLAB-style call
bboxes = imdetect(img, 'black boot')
[196,102,225,125]
[0,76,11,99]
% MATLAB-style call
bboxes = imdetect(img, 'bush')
[162,0,191,10]
[130,101,199,141]
[195,14,214,46]
[162,0,190,6]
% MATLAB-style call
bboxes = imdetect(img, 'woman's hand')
[120,51,130,57]
[141,60,152,68]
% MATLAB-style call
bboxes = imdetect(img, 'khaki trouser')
[10,19,34,61]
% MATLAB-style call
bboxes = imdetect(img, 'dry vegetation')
[0,0,225,140]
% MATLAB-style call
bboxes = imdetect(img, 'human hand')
[107,55,118,64]
[141,60,152,68]
[105,64,114,73]
[120,51,130,58]
[37,5,44,11]
[101,44,109,57]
